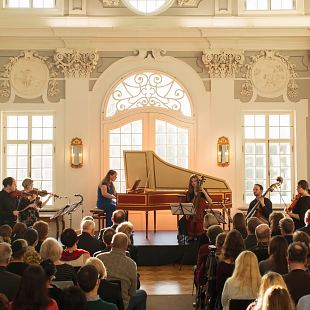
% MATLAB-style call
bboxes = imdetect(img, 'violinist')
[0,177,19,227]
[18,178,52,227]
[247,184,272,223]
[286,180,310,229]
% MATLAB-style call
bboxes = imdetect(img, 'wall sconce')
[217,136,230,167]
[71,137,83,168]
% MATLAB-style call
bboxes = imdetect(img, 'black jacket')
[78,232,105,256]
[0,266,21,301]
[0,190,18,226]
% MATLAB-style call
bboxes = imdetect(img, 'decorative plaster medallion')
[202,49,244,78]
[54,49,99,78]
[241,50,298,99]
[10,56,49,99]
[177,0,201,7]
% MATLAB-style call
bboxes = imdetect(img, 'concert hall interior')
[0,1,310,310]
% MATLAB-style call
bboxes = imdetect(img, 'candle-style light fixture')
[70,137,83,168]
[217,136,230,167]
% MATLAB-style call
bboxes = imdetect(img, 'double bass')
[186,175,209,237]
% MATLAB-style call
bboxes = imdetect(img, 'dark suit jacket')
[0,266,21,301]
[299,225,310,236]
[99,279,124,310]
[250,243,269,262]
[244,234,257,250]
[78,232,105,256]
[283,269,310,305]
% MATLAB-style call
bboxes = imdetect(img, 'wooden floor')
[138,265,194,295]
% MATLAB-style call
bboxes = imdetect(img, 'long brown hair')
[220,229,245,263]
[269,211,285,236]
[232,212,247,238]
[187,174,199,195]
[100,169,117,192]
[268,236,288,274]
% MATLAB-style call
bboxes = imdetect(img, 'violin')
[286,194,301,213]
[10,188,59,199]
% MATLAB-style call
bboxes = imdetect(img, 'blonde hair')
[203,214,218,230]
[22,178,33,189]
[116,221,134,243]
[40,237,63,262]
[256,272,288,310]
[262,286,294,310]
[85,257,107,279]
[229,250,261,296]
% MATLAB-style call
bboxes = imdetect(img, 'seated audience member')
[116,222,137,262]
[62,286,87,310]
[95,228,116,256]
[247,271,289,310]
[283,242,310,304]
[269,211,285,237]
[86,257,123,309]
[297,294,310,310]
[244,217,261,250]
[11,223,27,243]
[215,232,226,258]
[23,227,41,264]
[198,213,219,246]
[232,212,248,239]
[222,251,261,310]
[33,220,49,253]
[0,293,9,310]
[259,236,288,276]
[293,230,310,268]
[195,225,223,286]
[0,243,20,301]
[98,233,147,310]
[0,225,12,244]
[40,237,77,284]
[299,209,310,236]
[60,228,90,267]
[261,286,294,310]
[41,259,64,309]
[7,239,29,276]
[98,210,126,242]
[250,224,270,262]
[10,265,58,310]
[77,265,117,310]
[78,220,105,256]
[216,229,245,308]
[279,217,295,245]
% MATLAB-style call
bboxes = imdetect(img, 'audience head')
[203,214,218,230]
[85,257,107,279]
[221,229,245,262]
[81,220,95,236]
[207,225,223,245]
[61,228,78,248]
[40,259,57,283]
[116,221,134,243]
[11,239,28,260]
[33,221,49,242]
[13,265,50,309]
[215,232,226,254]
[62,286,87,310]
[293,231,310,256]
[269,211,285,236]
[2,177,16,192]
[111,232,129,251]
[112,210,126,225]
[23,227,38,247]
[247,217,262,235]
[102,227,116,246]
[297,179,309,195]
[0,294,8,310]
[255,224,271,244]
[287,241,308,268]
[261,286,294,310]
[40,237,63,262]
[11,222,27,242]
[279,217,294,236]
[232,212,247,237]
[0,242,12,266]
[77,265,100,294]
[0,225,12,244]
[304,209,310,226]
[268,236,288,274]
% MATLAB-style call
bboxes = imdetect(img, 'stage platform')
[133,231,198,266]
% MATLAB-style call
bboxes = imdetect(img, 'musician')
[286,180,310,230]
[247,184,272,222]
[0,177,19,227]
[97,170,117,227]
[18,178,52,227]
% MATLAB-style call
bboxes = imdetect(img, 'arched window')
[103,71,194,192]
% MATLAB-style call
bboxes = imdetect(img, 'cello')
[186,175,209,237]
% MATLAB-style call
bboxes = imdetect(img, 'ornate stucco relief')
[241,50,298,100]
[54,49,99,78]
[202,49,245,78]
[0,50,59,100]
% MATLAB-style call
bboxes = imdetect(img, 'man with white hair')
[78,219,105,256]
[98,232,147,310]
[0,242,21,301]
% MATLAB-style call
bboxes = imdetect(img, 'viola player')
[286,180,310,229]
[0,177,19,227]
